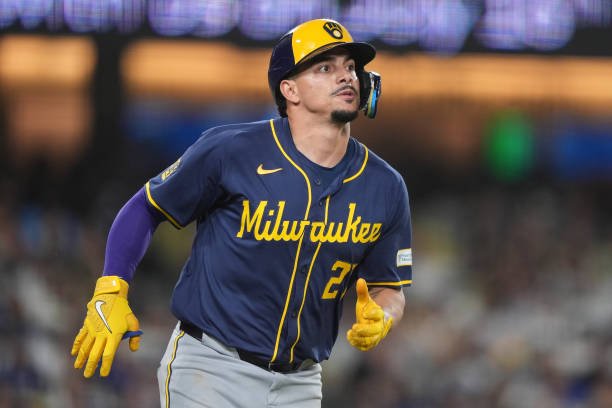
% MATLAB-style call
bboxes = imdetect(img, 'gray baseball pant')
[157,322,323,408]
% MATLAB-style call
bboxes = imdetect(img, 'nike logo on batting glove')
[95,300,112,333]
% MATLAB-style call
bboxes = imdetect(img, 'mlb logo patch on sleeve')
[396,248,412,267]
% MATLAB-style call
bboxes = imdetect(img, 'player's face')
[292,49,360,123]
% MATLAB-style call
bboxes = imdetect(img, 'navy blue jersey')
[145,117,412,364]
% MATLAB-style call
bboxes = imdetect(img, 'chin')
[331,109,359,123]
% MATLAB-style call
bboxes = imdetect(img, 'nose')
[338,68,354,84]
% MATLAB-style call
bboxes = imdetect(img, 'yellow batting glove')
[346,278,392,351]
[71,276,142,378]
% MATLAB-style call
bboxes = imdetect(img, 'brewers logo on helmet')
[268,19,382,119]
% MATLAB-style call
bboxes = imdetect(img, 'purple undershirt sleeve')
[102,187,165,283]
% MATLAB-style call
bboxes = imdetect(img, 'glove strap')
[94,276,129,298]
[382,315,393,338]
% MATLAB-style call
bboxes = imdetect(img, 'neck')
[287,113,351,168]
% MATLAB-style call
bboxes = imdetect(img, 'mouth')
[332,85,357,99]
[337,90,355,98]
[333,87,357,101]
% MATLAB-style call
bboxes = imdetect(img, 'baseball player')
[71,19,412,407]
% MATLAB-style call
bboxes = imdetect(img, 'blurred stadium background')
[2,0,612,407]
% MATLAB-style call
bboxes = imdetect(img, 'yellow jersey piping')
[289,241,322,362]
[165,330,185,407]
[288,195,330,362]
[343,144,368,183]
[145,182,184,229]
[324,195,330,223]
[269,119,312,363]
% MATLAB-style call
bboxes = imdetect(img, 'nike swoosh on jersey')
[95,300,113,333]
[257,164,283,175]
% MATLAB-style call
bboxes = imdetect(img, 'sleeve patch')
[161,157,181,181]
[396,248,412,267]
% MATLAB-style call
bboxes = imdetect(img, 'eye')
[346,63,355,71]
[318,64,330,72]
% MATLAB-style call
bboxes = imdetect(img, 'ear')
[279,79,299,104]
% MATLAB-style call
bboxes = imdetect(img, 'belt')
[179,321,311,373]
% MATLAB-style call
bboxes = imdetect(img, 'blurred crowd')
[2,170,612,407]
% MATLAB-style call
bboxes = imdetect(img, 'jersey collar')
[273,117,367,198]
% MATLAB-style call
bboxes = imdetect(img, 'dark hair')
[275,89,288,117]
